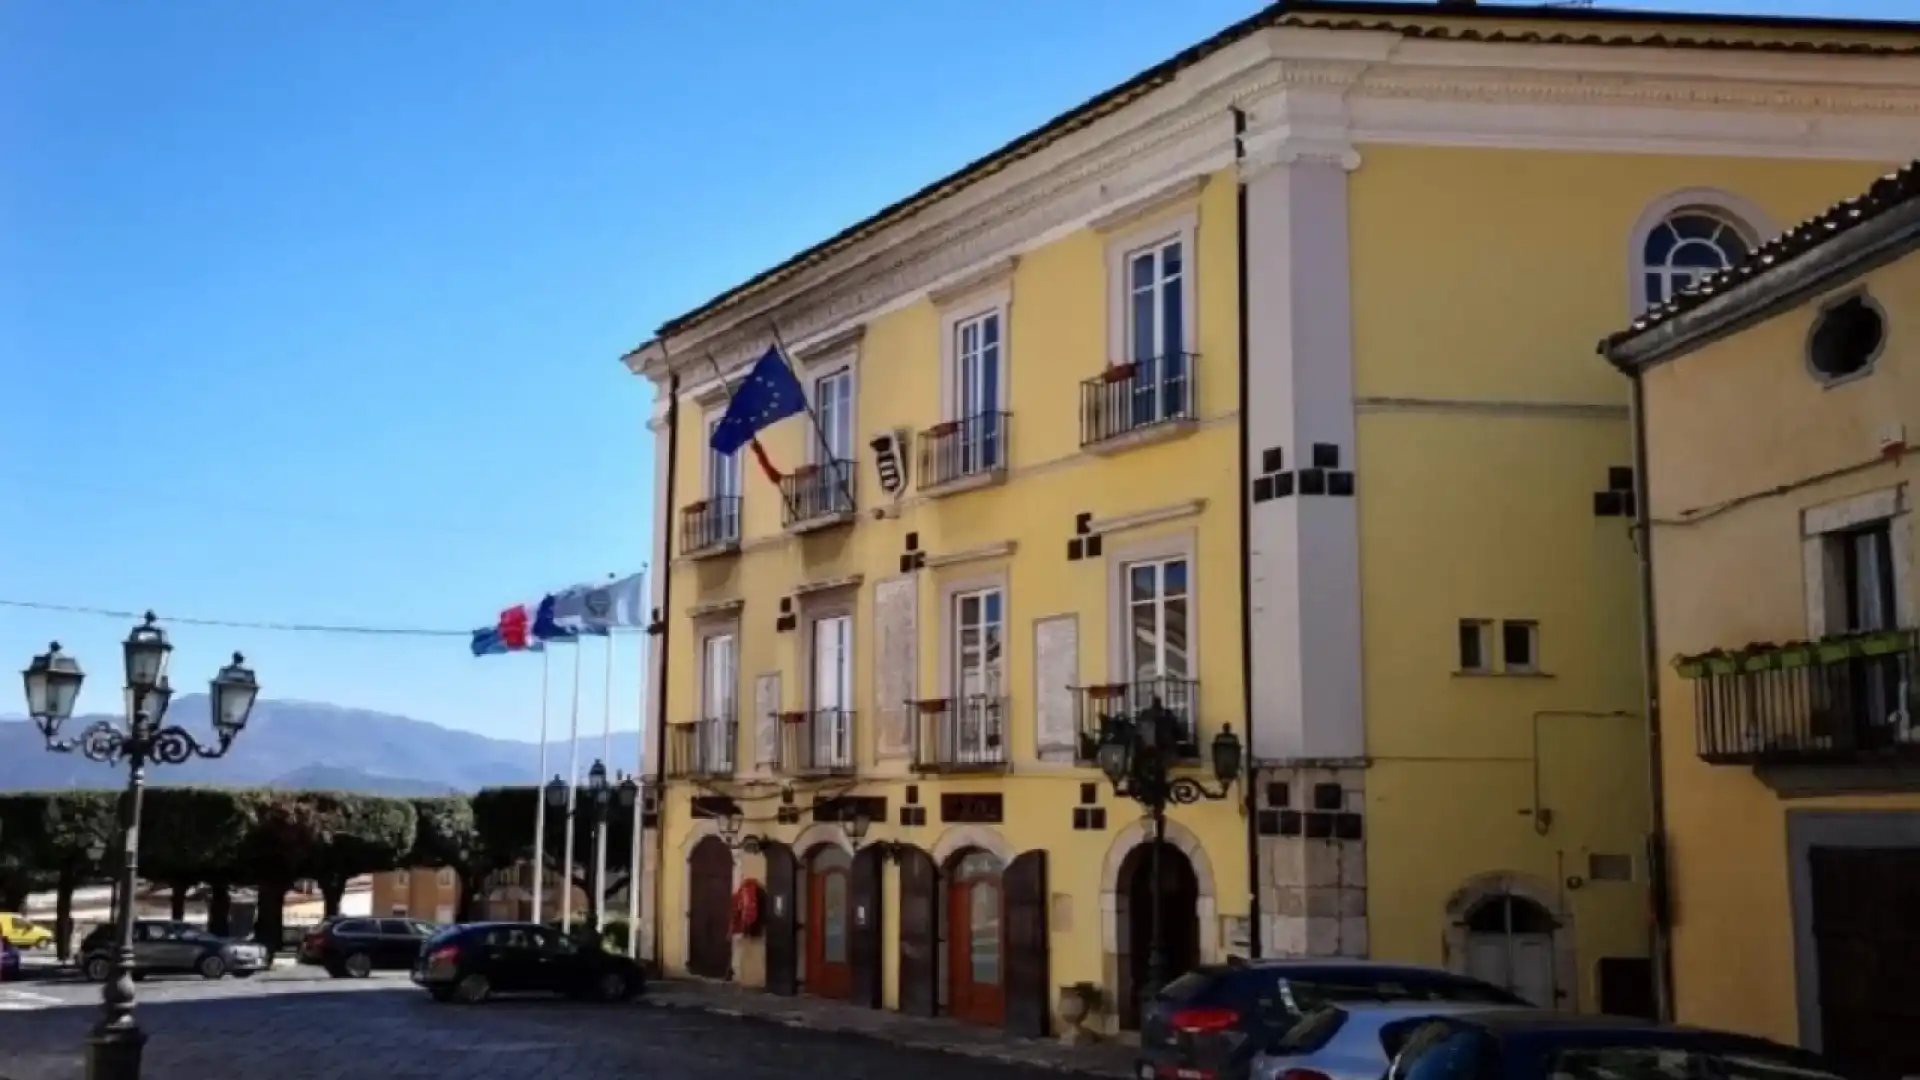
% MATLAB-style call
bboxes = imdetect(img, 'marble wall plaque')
[1034,614,1078,761]
[873,576,916,759]
[754,672,781,765]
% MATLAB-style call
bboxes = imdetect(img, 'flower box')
[1815,639,1859,664]
[1703,653,1740,676]
[1856,629,1914,657]
[779,711,808,725]
[1775,644,1816,669]
[790,463,821,479]
[685,499,710,514]
[914,699,950,716]
[1673,657,1707,679]
[1101,363,1137,384]
[928,421,961,438]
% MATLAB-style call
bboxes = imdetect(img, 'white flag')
[578,572,647,633]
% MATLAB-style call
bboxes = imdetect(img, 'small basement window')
[1458,620,1493,673]
[1807,292,1886,384]
[1502,621,1539,673]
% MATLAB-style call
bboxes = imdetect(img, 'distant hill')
[0,696,645,794]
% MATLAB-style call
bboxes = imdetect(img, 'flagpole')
[627,564,648,960]
[562,642,583,930]
[594,601,614,935]
[768,319,857,511]
[530,649,551,925]
[703,351,801,522]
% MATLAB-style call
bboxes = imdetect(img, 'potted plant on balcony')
[1815,634,1862,664]
[790,463,820,479]
[1774,639,1816,669]
[927,420,960,438]
[1856,627,1915,656]
[914,698,949,715]
[779,710,808,725]
[1100,362,1137,384]
[1739,643,1784,673]
[685,498,710,514]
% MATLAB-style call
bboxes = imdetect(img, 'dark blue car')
[1385,1009,1854,1080]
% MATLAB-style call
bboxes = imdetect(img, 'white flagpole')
[626,566,648,960]
[561,642,584,929]
[594,620,614,934]
[530,649,551,925]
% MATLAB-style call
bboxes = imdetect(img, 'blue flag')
[710,346,806,456]
[531,594,580,643]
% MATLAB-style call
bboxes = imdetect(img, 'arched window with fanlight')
[1628,191,1771,314]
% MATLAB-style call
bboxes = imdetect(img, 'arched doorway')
[1461,894,1557,1007]
[686,835,733,979]
[1118,839,1200,1030]
[805,844,853,999]
[946,848,1006,1026]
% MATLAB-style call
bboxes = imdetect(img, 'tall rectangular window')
[1125,557,1192,746]
[1125,238,1188,426]
[954,311,1003,472]
[701,633,736,770]
[811,614,852,767]
[952,588,1005,760]
[814,367,853,462]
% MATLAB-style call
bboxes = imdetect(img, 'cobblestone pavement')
[0,974,1113,1080]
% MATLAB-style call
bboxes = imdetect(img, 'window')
[952,312,1005,473]
[1641,209,1752,308]
[706,416,743,501]
[1457,620,1492,673]
[395,870,410,888]
[1501,620,1539,673]
[1588,853,1634,882]
[813,366,854,463]
[950,588,1006,760]
[1127,557,1191,685]
[702,632,737,726]
[811,614,853,768]
[1837,522,1896,633]
[438,869,455,889]
[1124,237,1192,427]
[390,905,408,916]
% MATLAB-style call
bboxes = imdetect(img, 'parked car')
[1384,1009,1850,1080]
[1137,960,1529,1080]
[0,914,53,951]
[1,938,19,980]
[1253,1001,1530,1080]
[299,916,438,978]
[411,922,644,1004]
[78,920,270,982]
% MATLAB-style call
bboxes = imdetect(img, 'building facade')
[1601,164,1920,1076]
[369,867,462,923]
[630,0,1920,1035]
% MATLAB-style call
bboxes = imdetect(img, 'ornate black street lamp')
[20,614,260,1080]
[716,808,764,854]
[843,808,872,850]
[543,762,638,932]
[1083,700,1241,1015]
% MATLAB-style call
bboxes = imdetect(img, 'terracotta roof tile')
[1600,159,1920,353]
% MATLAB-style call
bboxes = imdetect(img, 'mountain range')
[0,695,645,794]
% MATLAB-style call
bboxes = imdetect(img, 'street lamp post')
[542,762,638,934]
[1082,701,1242,1017]
[715,808,763,854]
[20,613,260,1080]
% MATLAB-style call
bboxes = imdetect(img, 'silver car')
[79,919,270,982]
[1252,1002,1528,1080]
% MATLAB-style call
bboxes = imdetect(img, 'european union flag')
[710,346,807,456]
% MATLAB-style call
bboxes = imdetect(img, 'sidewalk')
[646,978,1137,1077]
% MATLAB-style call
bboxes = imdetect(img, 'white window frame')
[704,413,743,501]
[1802,486,1916,637]
[1626,189,1772,316]
[1457,619,1495,674]
[1500,620,1540,675]
[1122,557,1192,685]
[806,608,855,769]
[948,585,1007,763]
[937,287,1012,424]
[699,627,739,772]
[809,364,856,465]
[1105,212,1198,370]
[1104,531,1199,686]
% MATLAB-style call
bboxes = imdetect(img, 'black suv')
[299,916,437,978]
[411,922,644,1004]
[1137,960,1526,1080]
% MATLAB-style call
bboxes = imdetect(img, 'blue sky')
[0,0,1903,743]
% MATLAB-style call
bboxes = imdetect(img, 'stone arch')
[791,820,854,857]
[929,823,1015,868]
[677,820,742,980]
[1097,817,1222,1033]
[1440,871,1578,1011]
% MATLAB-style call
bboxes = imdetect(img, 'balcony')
[917,412,1010,496]
[1682,629,1920,768]
[1073,677,1202,763]
[910,696,1010,773]
[664,720,737,779]
[780,459,857,534]
[680,496,742,558]
[1080,355,1198,452]
[776,708,856,776]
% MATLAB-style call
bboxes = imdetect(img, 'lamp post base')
[86,1022,147,1080]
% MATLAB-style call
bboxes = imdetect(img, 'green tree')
[310,795,417,916]
[407,796,479,920]
[142,787,259,931]
[39,792,118,960]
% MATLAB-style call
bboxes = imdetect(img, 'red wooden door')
[806,846,853,1000]
[946,850,1005,1026]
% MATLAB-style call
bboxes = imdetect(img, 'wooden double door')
[763,842,883,1006]
[896,845,1051,1037]
[686,836,733,979]
[1810,845,1920,1080]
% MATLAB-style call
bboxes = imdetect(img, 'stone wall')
[1255,763,1368,958]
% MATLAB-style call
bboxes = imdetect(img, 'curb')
[644,994,1130,1078]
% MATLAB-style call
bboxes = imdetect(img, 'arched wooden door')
[806,845,854,999]
[1119,840,1200,1030]
[764,842,799,996]
[946,849,1006,1026]
[686,836,734,979]
[897,845,939,1017]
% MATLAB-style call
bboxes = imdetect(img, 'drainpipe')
[1627,371,1676,1022]
[650,371,681,972]
[1232,105,1261,959]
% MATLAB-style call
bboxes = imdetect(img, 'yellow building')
[369,866,462,922]
[628,0,1920,1035]
[1599,163,1920,1074]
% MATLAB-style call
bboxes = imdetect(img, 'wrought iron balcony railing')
[780,459,856,530]
[910,696,1010,773]
[1681,630,1920,765]
[679,496,742,556]
[664,719,737,779]
[917,412,1010,491]
[776,708,856,776]
[1080,354,1198,448]
[1073,677,1202,762]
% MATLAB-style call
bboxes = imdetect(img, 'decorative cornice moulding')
[924,541,1017,570]
[687,597,745,620]
[1089,499,1207,536]
[793,573,864,597]
[927,256,1019,307]
[1088,175,1207,234]
[794,324,865,365]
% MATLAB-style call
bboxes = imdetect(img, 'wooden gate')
[896,844,939,1017]
[764,841,799,997]
[850,846,884,1008]
[1810,845,1920,1080]
[1004,850,1050,1038]
[686,836,733,980]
